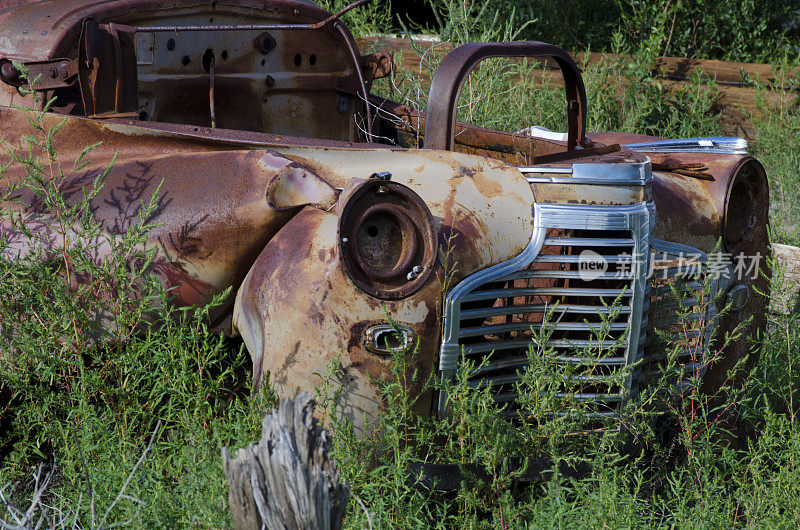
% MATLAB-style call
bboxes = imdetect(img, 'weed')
[0,83,273,528]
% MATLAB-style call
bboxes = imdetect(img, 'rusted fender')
[233,206,445,432]
[233,148,535,432]
[589,132,767,253]
[0,106,337,327]
[590,131,770,390]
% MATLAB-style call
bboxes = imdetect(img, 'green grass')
[749,69,800,247]
[1,1,800,528]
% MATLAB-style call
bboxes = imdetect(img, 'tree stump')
[222,392,349,530]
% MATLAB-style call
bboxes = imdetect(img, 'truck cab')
[0,0,770,429]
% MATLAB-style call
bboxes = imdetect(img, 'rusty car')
[0,0,770,432]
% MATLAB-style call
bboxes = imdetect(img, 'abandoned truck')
[0,0,769,429]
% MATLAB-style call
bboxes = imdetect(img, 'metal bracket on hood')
[0,57,79,90]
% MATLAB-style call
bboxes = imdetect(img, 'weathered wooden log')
[358,35,800,90]
[222,392,349,530]
[358,35,799,138]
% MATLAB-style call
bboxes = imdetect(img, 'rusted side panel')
[0,106,335,329]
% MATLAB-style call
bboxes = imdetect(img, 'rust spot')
[470,168,503,197]
[307,302,325,325]
[346,319,393,379]
[456,165,476,179]
[347,320,371,352]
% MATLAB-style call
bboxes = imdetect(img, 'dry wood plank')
[577,52,798,90]
[222,392,349,530]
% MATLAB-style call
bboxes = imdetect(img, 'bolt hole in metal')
[201,49,215,72]
[309,54,317,66]
[167,38,175,51]
[337,95,352,114]
[255,33,276,54]
[294,53,302,67]
[181,55,190,66]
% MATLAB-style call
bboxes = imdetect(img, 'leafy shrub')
[314,0,393,36]
[748,65,800,246]
[423,0,800,63]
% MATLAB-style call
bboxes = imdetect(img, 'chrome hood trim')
[519,158,652,186]
[622,137,748,155]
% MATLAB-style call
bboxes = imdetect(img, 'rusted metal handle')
[423,41,587,151]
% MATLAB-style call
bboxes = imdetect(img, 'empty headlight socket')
[338,178,437,299]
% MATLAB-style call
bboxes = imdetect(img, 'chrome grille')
[438,203,652,417]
